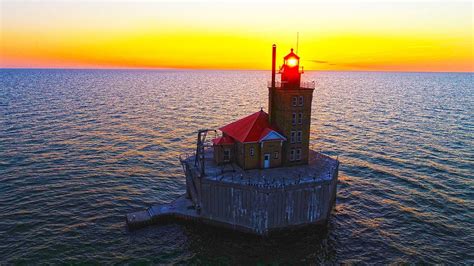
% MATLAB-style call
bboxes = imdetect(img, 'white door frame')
[263,153,270,168]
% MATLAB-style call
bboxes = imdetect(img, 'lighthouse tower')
[268,45,315,165]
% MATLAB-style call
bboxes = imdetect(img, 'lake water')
[0,69,472,263]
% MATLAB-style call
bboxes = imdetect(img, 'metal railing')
[267,81,316,89]
[179,150,338,188]
[205,168,336,189]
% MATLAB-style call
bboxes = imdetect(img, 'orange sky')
[1,0,472,72]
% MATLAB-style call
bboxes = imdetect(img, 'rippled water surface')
[1,69,473,263]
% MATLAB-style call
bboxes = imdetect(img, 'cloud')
[308,59,337,66]
[309,59,329,64]
[307,59,375,69]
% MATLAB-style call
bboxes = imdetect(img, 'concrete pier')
[126,150,338,235]
[126,195,198,230]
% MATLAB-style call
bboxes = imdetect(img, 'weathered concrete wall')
[128,151,338,234]
[180,150,339,235]
[197,175,337,235]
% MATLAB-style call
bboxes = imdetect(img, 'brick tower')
[268,45,315,165]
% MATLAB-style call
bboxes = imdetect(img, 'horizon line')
[1,67,472,74]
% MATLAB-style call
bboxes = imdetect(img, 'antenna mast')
[296,32,299,54]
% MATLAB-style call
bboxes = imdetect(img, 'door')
[264,154,270,168]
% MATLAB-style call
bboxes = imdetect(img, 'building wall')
[235,142,260,170]
[243,143,260,170]
[235,142,244,167]
[231,141,282,170]
[213,144,235,165]
[269,87,314,166]
[213,145,220,164]
[260,140,282,168]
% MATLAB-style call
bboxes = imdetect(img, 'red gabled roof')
[212,135,235,145]
[220,110,282,143]
[284,48,300,60]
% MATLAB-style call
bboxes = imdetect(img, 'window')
[292,113,297,125]
[274,151,279,159]
[292,96,298,106]
[290,149,295,161]
[290,131,296,143]
[297,131,302,143]
[298,113,303,124]
[249,147,255,156]
[223,149,231,162]
[299,96,304,106]
[296,149,301,160]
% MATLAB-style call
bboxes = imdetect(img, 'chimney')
[271,44,276,88]
[269,44,276,124]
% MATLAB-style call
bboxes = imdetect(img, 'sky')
[0,0,472,72]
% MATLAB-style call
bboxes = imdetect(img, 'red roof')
[220,110,283,143]
[212,135,235,145]
[284,48,300,60]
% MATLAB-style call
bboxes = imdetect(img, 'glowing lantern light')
[287,57,298,67]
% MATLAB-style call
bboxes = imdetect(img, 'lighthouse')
[211,45,315,170]
[127,44,338,236]
[269,46,315,166]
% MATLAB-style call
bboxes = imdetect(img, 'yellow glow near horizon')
[0,1,472,72]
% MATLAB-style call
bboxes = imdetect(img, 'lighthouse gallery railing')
[267,81,316,89]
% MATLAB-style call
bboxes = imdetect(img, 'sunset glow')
[1,0,472,72]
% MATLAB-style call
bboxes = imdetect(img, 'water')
[0,69,472,263]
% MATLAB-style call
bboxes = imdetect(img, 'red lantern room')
[281,48,302,88]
